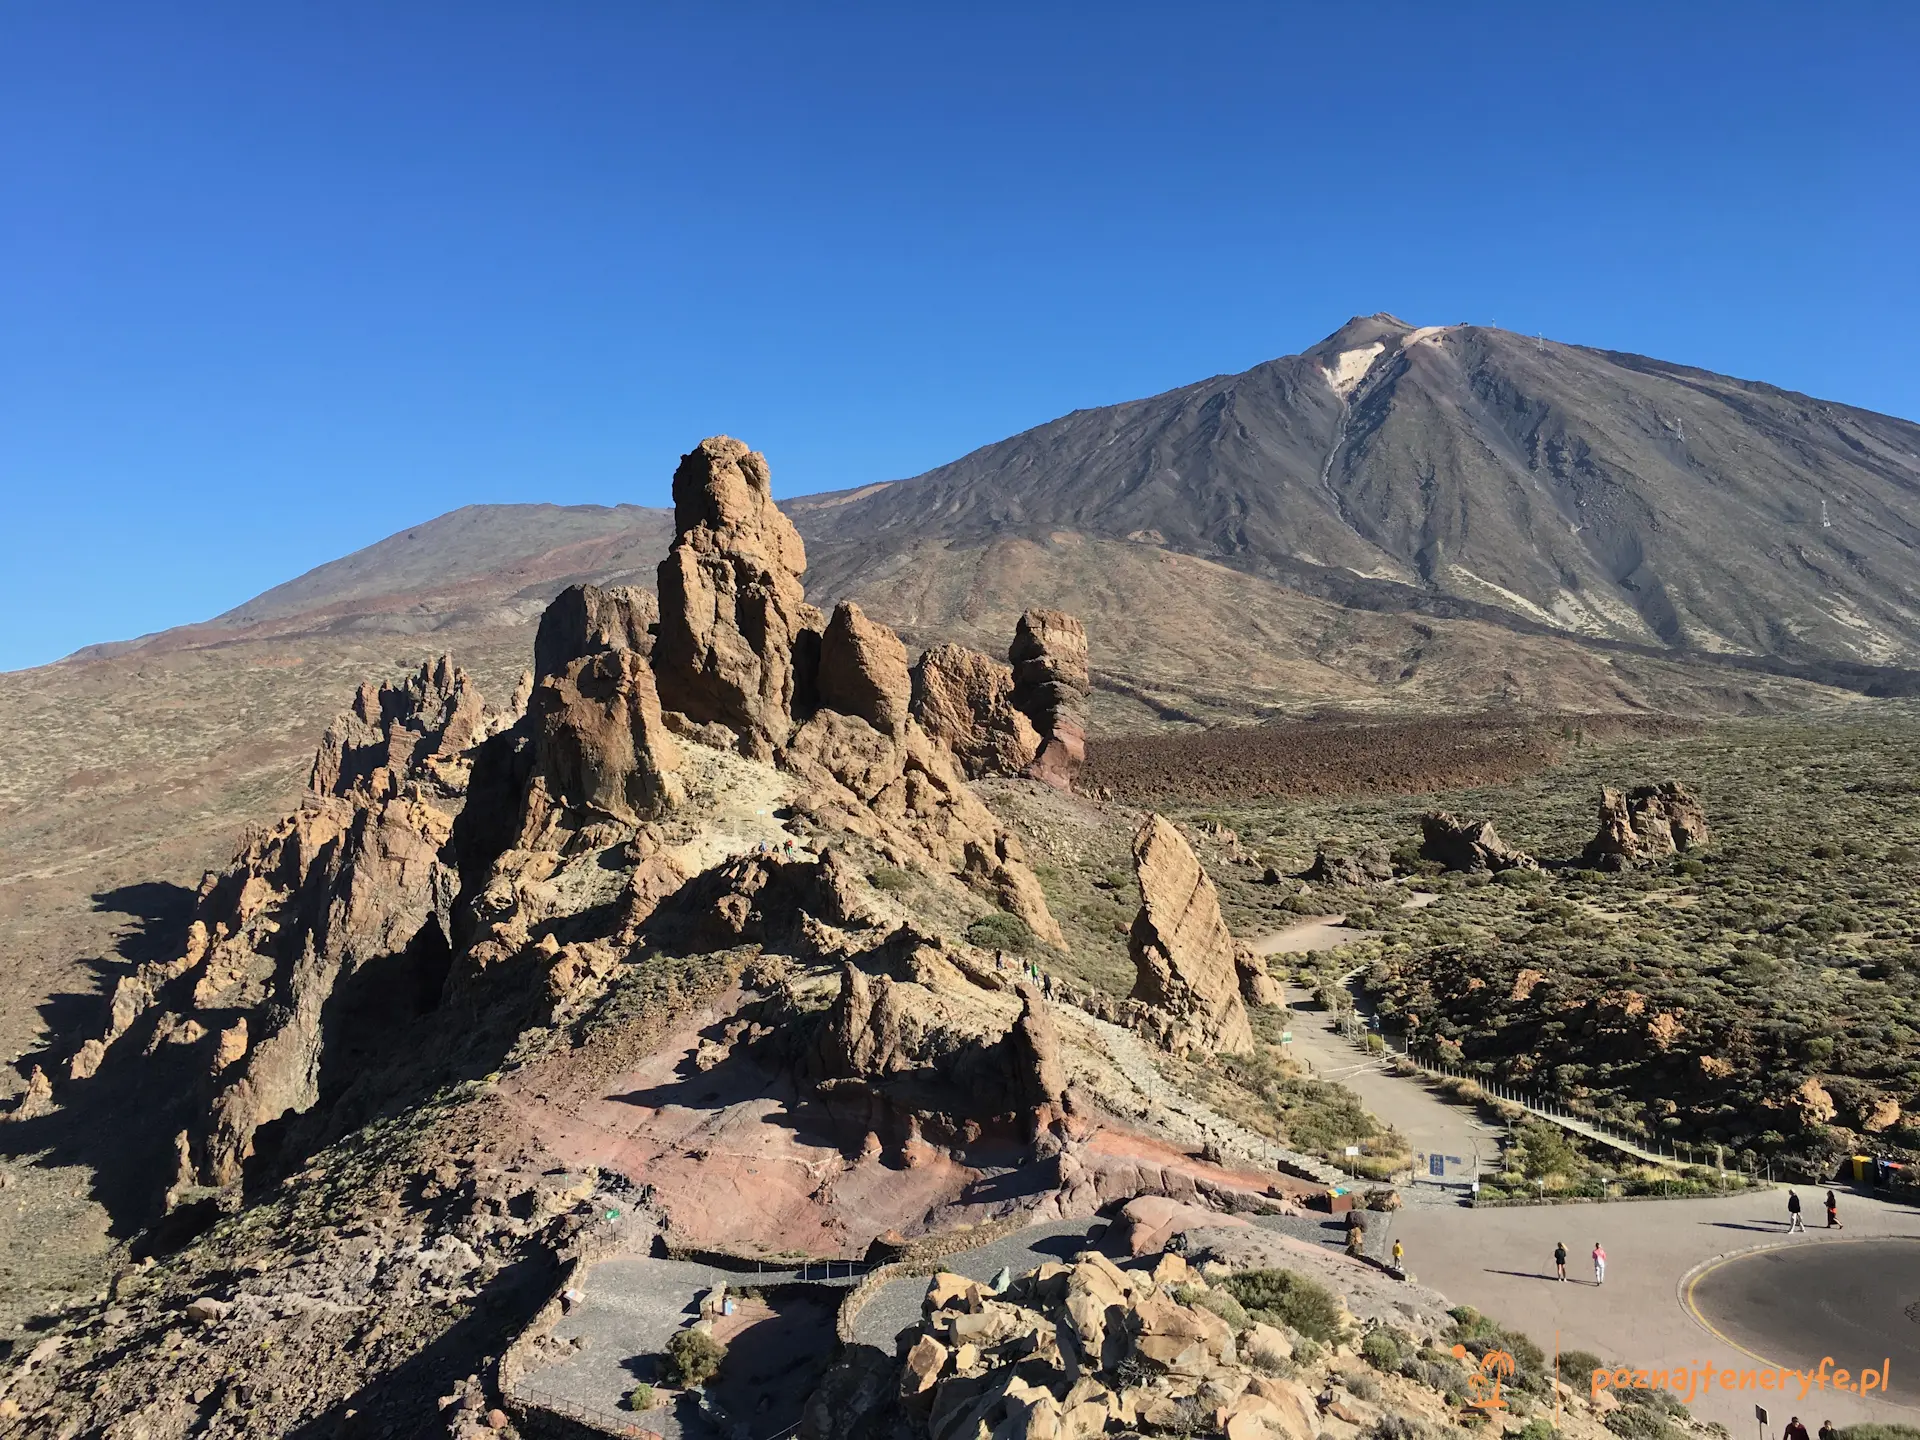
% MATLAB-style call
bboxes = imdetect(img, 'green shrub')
[868,866,915,892]
[1360,1328,1402,1370]
[1345,1370,1383,1402]
[967,911,1037,955]
[1223,1268,1345,1344]
[1373,1417,1440,1440]
[625,1384,656,1412]
[1191,1287,1249,1332]
[665,1327,727,1387]
[1557,1350,1608,1387]
[1517,1419,1557,1440]
[1838,1427,1920,1440]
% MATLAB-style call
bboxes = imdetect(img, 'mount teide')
[798,314,1920,675]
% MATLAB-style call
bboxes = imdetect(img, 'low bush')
[1222,1268,1345,1343]
[868,866,915,892]
[625,1384,655,1412]
[967,911,1037,955]
[1344,1370,1383,1402]
[1360,1328,1402,1370]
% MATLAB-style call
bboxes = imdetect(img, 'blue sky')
[2,3,1915,670]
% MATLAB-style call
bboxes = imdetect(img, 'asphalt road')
[1686,1238,1920,1405]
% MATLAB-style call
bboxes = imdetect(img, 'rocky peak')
[309,654,483,800]
[1009,609,1090,790]
[654,436,820,759]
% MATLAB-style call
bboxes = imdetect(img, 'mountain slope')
[796,315,1920,667]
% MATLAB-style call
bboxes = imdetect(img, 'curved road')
[1687,1239,1920,1404]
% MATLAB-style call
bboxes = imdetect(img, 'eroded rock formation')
[532,582,657,680]
[1128,815,1254,1055]
[1304,844,1394,887]
[818,600,912,734]
[909,642,1041,778]
[653,436,820,759]
[69,659,482,1189]
[1582,781,1710,870]
[519,648,682,835]
[1009,609,1089,790]
[1417,812,1535,873]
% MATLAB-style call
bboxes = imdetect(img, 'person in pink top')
[1592,1241,1606,1284]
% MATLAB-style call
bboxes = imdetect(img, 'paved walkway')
[1277,980,1495,1203]
[511,1255,860,1437]
[1390,1189,1920,1431]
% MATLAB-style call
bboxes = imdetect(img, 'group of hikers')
[1782,1418,1841,1440]
[1784,1188,1843,1232]
[1551,1240,1605,1283]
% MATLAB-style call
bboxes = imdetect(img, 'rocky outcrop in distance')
[1010,608,1090,790]
[1417,811,1536,873]
[1128,815,1261,1055]
[1582,781,1710,869]
[1303,844,1394,887]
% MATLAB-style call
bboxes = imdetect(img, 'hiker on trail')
[1592,1242,1606,1284]
[1825,1189,1842,1229]
[1818,1422,1838,1440]
[1554,1241,1568,1281]
[1786,1190,1806,1232]
[1784,1418,1810,1440]
[1392,1239,1404,1270]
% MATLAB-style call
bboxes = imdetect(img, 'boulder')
[1418,812,1536,873]
[653,437,818,759]
[817,601,911,734]
[1128,815,1253,1055]
[909,642,1042,778]
[1303,845,1394,887]
[1118,1195,1251,1256]
[1582,782,1710,869]
[1009,609,1089,790]
[533,583,657,680]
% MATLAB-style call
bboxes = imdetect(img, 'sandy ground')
[1250,916,1380,956]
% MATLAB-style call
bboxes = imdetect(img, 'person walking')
[1592,1241,1606,1285]
[1392,1238,1405,1270]
[1784,1418,1810,1440]
[1554,1241,1568,1281]
[1824,1189,1842,1229]
[1818,1421,1839,1440]
[1786,1190,1806,1232]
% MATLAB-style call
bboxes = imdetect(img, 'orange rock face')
[1128,814,1253,1055]
[653,436,819,759]
[909,642,1041,778]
